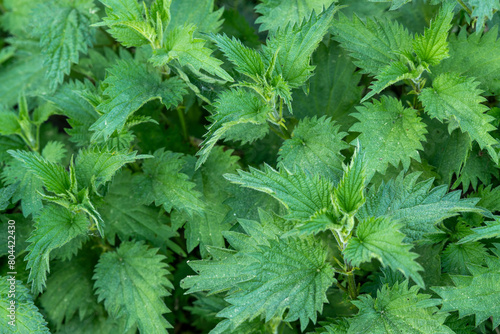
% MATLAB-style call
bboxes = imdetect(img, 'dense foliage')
[1,0,500,333]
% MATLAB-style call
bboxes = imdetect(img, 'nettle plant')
[2,0,500,333]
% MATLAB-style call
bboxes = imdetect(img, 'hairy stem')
[177,107,188,140]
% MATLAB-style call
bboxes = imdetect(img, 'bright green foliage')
[278,116,348,180]
[196,88,270,168]
[351,97,427,178]
[362,61,414,102]
[90,59,186,140]
[333,14,413,75]
[459,217,500,243]
[433,27,500,96]
[169,0,223,34]
[419,73,498,163]
[182,219,335,332]
[94,241,172,333]
[333,146,366,215]
[442,242,488,275]
[432,255,500,328]
[0,110,21,135]
[33,0,96,90]
[263,4,336,88]
[0,278,50,333]
[468,0,500,30]
[141,149,203,216]
[368,0,412,10]
[255,0,335,32]
[98,0,156,48]
[412,3,453,67]
[151,25,233,83]
[225,165,333,220]
[344,217,424,287]
[349,281,453,333]
[209,33,265,81]
[25,205,89,293]
[8,150,70,195]
[358,173,482,242]
[75,146,146,191]
[39,255,98,330]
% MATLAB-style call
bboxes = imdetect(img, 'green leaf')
[262,4,336,87]
[362,61,414,102]
[459,217,500,243]
[293,42,363,130]
[25,205,89,293]
[225,164,333,220]
[350,97,428,179]
[333,145,366,215]
[442,241,488,275]
[432,255,500,328]
[468,0,500,30]
[98,0,155,48]
[368,0,412,10]
[350,281,453,333]
[2,158,44,217]
[183,229,335,332]
[93,241,173,333]
[39,255,99,330]
[90,59,186,141]
[169,0,223,34]
[8,150,70,195]
[255,0,335,32]
[278,116,348,181]
[0,277,50,333]
[140,149,204,216]
[35,1,96,90]
[196,88,270,169]
[345,217,424,287]
[209,33,265,81]
[419,73,498,163]
[433,27,500,96]
[41,141,67,164]
[75,146,146,191]
[333,14,413,75]
[358,172,482,242]
[413,3,454,66]
[151,24,233,83]
[0,110,21,135]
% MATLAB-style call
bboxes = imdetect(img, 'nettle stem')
[456,0,472,16]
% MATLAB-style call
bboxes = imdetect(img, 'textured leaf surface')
[433,27,500,96]
[263,4,336,87]
[468,0,500,30]
[413,4,453,66]
[345,217,424,287]
[432,255,500,328]
[350,97,427,179]
[225,164,333,220]
[454,144,499,191]
[255,0,335,32]
[420,73,498,162]
[358,173,482,242]
[93,241,173,333]
[350,281,453,333]
[196,88,270,169]
[9,150,70,195]
[278,116,348,181]
[442,241,488,275]
[333,14,412,75]
[333,146,366,215]
[151,25,233,83]
[141,149,204,216]
[36,1,95,89]
[169,0,223,33]
[90,59,186,141]
[25,205,89,293]
[182,222,335,332]
[0,278,50,333]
